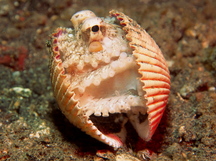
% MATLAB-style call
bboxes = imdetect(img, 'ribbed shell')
[110,10,170,141]
[49,10,170,148]
[110,10,170,140]
[50,28,125,148]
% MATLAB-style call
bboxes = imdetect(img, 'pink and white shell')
[49,10,170,148]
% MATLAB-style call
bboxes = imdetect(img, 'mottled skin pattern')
[49,10,170,148]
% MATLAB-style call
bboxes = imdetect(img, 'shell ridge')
[110,10,170,141]
[140,71,170,84]
[52,66,64,96]
[142,79,170,89]
[145,88,170,96]
[49,10,171,148]
[133,51,169,73]
[147,101,167,113]
[131,43,166,66]
[110,10,163,57]
[138,62,170,79]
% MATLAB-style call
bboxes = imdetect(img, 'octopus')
[49,10,170,148]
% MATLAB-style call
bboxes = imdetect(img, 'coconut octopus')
[49,10,170,148]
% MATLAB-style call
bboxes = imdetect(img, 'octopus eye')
[91,25,99,32]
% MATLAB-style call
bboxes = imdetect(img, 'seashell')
[49,10,170,148]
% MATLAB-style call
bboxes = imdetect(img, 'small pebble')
[10,87,32,97]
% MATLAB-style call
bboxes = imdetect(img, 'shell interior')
[49,10,170,148]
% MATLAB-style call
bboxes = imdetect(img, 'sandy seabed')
[0,0,215,160]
